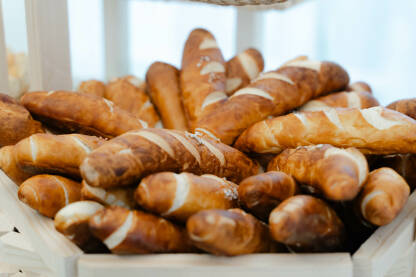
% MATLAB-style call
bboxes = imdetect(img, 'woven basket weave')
[188,0,287,6]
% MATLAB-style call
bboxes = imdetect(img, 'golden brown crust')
[238,171,297,220]
[105,76,161,127]
[225,48,264,95]
[80,128,260,188]
[14,133,104,178]
[269,195,345,252]
[0,145,34,185]
[18,175,82,218]
[196,58,349,145]
[0,93,44,146]
[78,80,106,98]
[81,181,136,209]
[20,91,147,138]
[89,206,193,254]
[180,28,227,129]
[347,81,372,93]
[187,208,276,256]
[267,145,368,201]
[235,107,416,155]
[135,172,238,222]
[356,168,410,226]
[387,98,416,120]
[146,62,188,130]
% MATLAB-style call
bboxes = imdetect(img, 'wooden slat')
[0,1,9,93]
[353,191,416,277]
[78,253,353,277]
[385,242,415,277]
[25,0,72,91]
[0,213,14,236]
[0,171,82,277]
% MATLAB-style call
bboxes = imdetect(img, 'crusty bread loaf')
[20,91,148,138]
[146,62,188,131]
[267,145,368,201]
[18,175,82,218]
[187,208,276,255]
[346,81,372,93]
[387,98,416,120]
[81,128,260,188]
[235,106,416,155]
[135,172,238,222]
[78,80,106,98]
[0,93,44,146]
[269,195,345,252]
[81,181,136,209]
[0,145,34,185]
[356,168,410,226]
[89,206,193,254]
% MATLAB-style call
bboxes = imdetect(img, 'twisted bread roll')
[20,91,148,138]
[0,93,44,146]
[299,91,379,112]
[238,171,297,220]
[135,172,238,222]
[146,62,188,131]
[356,168,410,226]
[54,201,105,249]
[267,145,368,201]
[225,48,264,95]
[235,106,416,155]
[269,195,345,252]
[196,56,349,144]
[89,206,193,254]
[387,98,416,120]
[18,175,82,218]
[81,128,260,188]
[15,134,104,178]
[0,146,34,185]
[187,208,276,256]
[346,81,372,93]
[78,80,106,98]
[180,28,227,129]
[81,181,136,209]
[105,76,161,127]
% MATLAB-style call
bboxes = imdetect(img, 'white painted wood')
[0,261,19,277]
[78,253,353,277]
[0,171,82,277]
[353,191,416,277]
[103,0,129,81]
[0,1,9,93]
[235,8,264,53]
[0,213,14,236]
[384,242,415,277]
[25,0,72,91]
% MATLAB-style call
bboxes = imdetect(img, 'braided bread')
[196,56,349,144]
[135,172,238,222]
[89,206,193,254]
[267,145,368,201]
[235,106,416,155]
[20,91,147,138]
[80,128,260,188]
[225,48,264,95]
[387,98,416,120]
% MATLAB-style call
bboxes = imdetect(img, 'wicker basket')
[187,0,287,6]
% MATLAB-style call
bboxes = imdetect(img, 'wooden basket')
[0,170,415,277]
[186,0,287,6]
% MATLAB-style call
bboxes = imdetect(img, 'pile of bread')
[1,28,416,256]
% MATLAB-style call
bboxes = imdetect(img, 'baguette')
[238,171,297,220]
[225,48,264,95]
[187,208,276,255]
[235,106,416,155]
[269,195,345,252]
[356,168,410,226]
[135,172,238,222]
[180,28,227,129]
[105,76,161,127]
[299,91,379,112]
[387,98,416,120]
[346,81,372,93]
[20,91,148,138]
[0,93,44,146]
[78,80,106,98]
[54,201,105,249]
[89,206,193,254]
[196,56,349,144]
[18,175,82,218]
[146,62,188,130]
[81,181,136,209]
[0,145,34,185]
[14,133,104,178]
[81,128,260,188]
[267,145,368,201]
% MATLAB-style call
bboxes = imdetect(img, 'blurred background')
[3,0,415,105]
